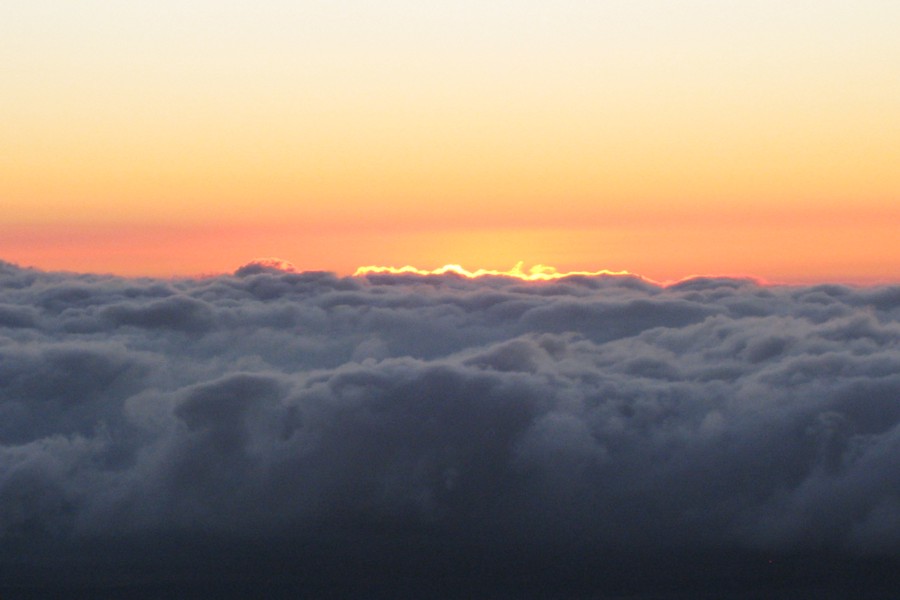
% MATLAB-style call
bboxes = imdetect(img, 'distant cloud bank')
[2,259,899,597]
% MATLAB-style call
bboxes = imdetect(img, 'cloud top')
[1,259,899,597]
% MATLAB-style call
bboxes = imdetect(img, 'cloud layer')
[2,260,899,597]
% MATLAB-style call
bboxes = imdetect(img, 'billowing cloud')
[1,259,899,597]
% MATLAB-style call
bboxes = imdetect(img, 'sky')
[2,260,900,597]
[2,1,899,283]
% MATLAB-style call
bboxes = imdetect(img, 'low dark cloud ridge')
[1,260,899,598]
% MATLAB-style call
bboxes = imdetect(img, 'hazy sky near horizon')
[2,1,899,281]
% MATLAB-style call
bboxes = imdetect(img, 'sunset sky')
[3,1,898,283]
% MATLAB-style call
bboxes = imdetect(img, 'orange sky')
[2,2,898,283]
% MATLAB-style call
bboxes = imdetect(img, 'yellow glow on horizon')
[1,220,897,286]
[355,262,637,281]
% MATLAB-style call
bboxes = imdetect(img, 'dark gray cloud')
[1,259,899,598]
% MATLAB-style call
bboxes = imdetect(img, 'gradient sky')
[3,1,898,282]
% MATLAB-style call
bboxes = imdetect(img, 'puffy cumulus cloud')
[1,259,900,597]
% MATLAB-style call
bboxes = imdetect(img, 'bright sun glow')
[354,262,637,281]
